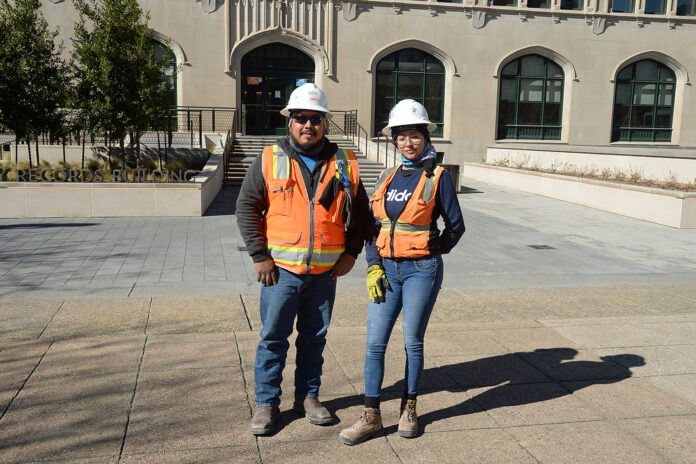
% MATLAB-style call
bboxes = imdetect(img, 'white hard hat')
[280,83,332,119]
[382,99,436,136]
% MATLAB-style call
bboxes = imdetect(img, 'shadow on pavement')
[204,185,240,216]
[321,348,645,435]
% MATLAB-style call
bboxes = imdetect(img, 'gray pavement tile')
[146,332,236,344]
[481,326,584,352]
[649,374,696,404]
[120,445,260,464]
[426,320,543,331]
[553,321,694,349]
[12,370,137,412]
[563,377,696,419]
[387,429,537,464]
[122,401,254,454]
[40,298,150,340]
[620,415,696,464]
[0,299,62,341]
[467,382,603,426]
[259,435,400,464]
[141,340,240,371]
[133,367,246,407]
[147,295,249,334]
[434,353,551,388]
[540,313,696,327]
[518,348,635,382]
[597,346,696,377]
[424,329,509,357]
[0,405,129,463]
[507,421,666,464]
[38,336,145,376]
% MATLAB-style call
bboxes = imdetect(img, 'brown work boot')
[338,408,383,446]
[293,396,333,425]
[251,406,279,436]
[398,399,418,438]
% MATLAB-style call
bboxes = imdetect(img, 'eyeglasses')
[291,114,323,125]
[396,135,424,145]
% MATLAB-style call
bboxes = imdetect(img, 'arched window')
[612,60,675,142]
[152,39,177,107]
[497,54,564,140]
[374,48,444,137]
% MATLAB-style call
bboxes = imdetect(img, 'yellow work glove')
[367,264,391,303]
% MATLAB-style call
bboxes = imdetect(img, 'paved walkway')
[1,180,695,463]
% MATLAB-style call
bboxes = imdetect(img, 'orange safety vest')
[262,144,360,274]
[371,165,444,259]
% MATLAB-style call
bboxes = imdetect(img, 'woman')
[339,99,465,445]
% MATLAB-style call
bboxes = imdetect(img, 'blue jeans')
[364,255,443,399]
[254,267,337,407]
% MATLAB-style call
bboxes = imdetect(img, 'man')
[236,83,368,435]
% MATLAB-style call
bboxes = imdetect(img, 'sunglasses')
[291,114,323,125]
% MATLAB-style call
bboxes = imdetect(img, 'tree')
[0,0,69,166]
[72,0,174,168]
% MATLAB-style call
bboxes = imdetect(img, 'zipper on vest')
[307,164,324,274]
[389,220,396,259]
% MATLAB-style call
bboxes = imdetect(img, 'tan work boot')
[398,399,418,438]
[251,406,279,436]
[293,396,333,425]
[338,408,383,446]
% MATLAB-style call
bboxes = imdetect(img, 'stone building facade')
[42,0,696,170]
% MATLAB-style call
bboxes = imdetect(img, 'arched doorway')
[241,43,314,135]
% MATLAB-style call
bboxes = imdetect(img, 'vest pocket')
[268,178,294,217]
[268,230,302,246]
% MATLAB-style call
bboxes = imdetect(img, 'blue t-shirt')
[298,153,318,173]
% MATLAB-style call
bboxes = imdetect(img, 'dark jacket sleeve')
[235,153,272,263]
[435,170,465,254]
[344,178,369,258]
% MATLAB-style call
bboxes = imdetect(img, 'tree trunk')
[27,137,33,169]
[14,139,18,164]
[62,137,66,164]
[35,138,40,165]
[81,132,86,171]
[106,133,111,170]
[119,137,125,168]
[157,130,162,170]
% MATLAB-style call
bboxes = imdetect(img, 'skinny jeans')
[364,254,444,399]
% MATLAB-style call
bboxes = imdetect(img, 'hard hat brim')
[382,122,437,136]
[280,106,333,119]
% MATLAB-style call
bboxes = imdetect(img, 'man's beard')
[291,131,322,152]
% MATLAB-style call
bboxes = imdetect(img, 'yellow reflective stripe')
[272,145,290,180]
[334,149,351,180]
[268,244,309,252]
[312,248,345,254]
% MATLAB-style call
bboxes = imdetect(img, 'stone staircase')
[225,135,385,192]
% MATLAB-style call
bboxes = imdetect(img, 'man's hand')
[254,258,278,286]
[330,253,356,280]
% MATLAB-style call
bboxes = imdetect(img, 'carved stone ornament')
[343,2,358,21]
[201,0,221,13]
[472,10,486,29]
[592,17,606,35]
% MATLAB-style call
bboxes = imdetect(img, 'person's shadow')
[317,348,645,436]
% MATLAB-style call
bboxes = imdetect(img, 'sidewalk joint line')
[37,300,65,340]
[0,341,53,422]
[144,297,152,334]
[233,331,262,461]
[239,294,253,330]
[127,282,136,297]
[118,335,148,462]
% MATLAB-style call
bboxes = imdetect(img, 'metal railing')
[223,110,239,182]
[328,110,399,167]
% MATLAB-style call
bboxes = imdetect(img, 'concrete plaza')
[1,180,695,463]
